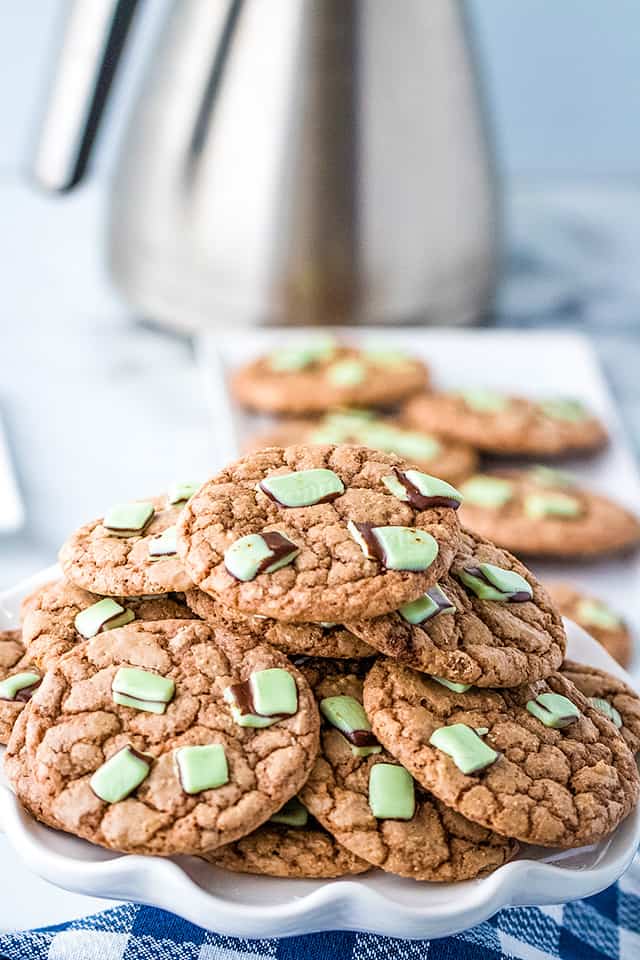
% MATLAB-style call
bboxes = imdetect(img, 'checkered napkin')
[1,856,639,960]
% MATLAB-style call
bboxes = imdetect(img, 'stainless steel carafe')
[35,0,498,330]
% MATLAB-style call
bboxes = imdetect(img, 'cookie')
[177,445,461,622]
[458,468,640,558]
[60,493,195,596]
[364,661,639,848]
[297,659,517,880]
[6,620,320,856]
[22,578,195,669]
[560,660,640,755]
[403,390,608,457]
[547,583,632,668]
[204,799,370,878]
[185,588,375,659]
[0,629,40,744]
[345,529,565,687]
[247,411,478,486]
[232,339,429,415]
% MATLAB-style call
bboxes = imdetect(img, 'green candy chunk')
[577,599,622,631]
[90,745,150,803]
[327,359,366,387]
[368,764,415,820]
[460,476,513,508]
[589,697,623,728]
[0,671,41,701]
[433,676,471,693]
[429,723,499,774]
[459,562,532,602]
[175,744,228,794]
[398,584,456,625]
[148,525,178,557]
[529,465,575,488]
[475,726,489,736]
[377,428,441,462]
[319,621,338,628]
[251,668,298,717]
[112,667,175,714]
[226,704,279,729]
[526,692,581,728]
[319,695,381,758]
[167,480,200,505]
[348,523,438,572]
[224,532,299,581]
[104,501,155,536]
[460,389,508,413]
[524,492,582,519]
[259,468,344,508]
[539,398,587,422]
[270,797,309,827]
[268,337,336,372]
[382,470,462,507]
[363,345,414,368]
[74,598,135,639]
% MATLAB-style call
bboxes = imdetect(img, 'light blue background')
[1,0,640,179]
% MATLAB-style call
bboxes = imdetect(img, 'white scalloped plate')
[1,566,639,940]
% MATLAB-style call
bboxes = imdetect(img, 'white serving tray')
[0,565,638,940]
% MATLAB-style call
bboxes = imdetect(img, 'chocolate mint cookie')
[548,583,632,668]
[185,588,374,659]
[22,578,195,669]
[404,390,607,457]
[0,629,40,744]
[177,446,461,622]
[364,661,639,848]
[560,660,640,755]
[345,529,565,687]
[6,620,319,856]
[458,469,640,558]
[297,659,517,880]
[232,339,429,415]
[60,492,196,596]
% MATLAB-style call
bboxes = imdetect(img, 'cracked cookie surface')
[60,495,194,596]
[297,659,517,880]
[346,529,565,687]
[364,661,639,847]
[548,583,632,667]
[177,446,460,622]
[23,578,195,669]
[7,620,320,856]
[185,587,374,659]
[0,629,38,744]
[404,391,607,457]
[560,660,640,755]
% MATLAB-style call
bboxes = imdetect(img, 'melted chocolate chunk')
[226,679,288,720]
[10,679,42,703]
[391,468,461,510]
[342,728,380,747]
[256,531,298,575]
[351,523,386,563]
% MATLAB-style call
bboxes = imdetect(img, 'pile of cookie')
[234,336,640,667]
[2,443,639,883]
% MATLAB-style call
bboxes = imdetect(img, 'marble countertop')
[1,179,639,590]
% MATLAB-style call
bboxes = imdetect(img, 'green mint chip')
[459,563,532,602]
[429,723,499,774]
[250,668,298,717]
[268,337,337,372]
[327,359,366,387]
[224,532,299,582]
[0,671,40,701]
[433,676,472,693]
[74,598,135,639]
[529,465,575,488]
[459,389,509,413]
[175,743,228,794]
[398,584,456,625]
[460,475,513,508]
[90,745,150,804]
[259,468,344,508]
[526,692,581,728]
[524,493,582,519]
[167,481,200,506]
[589,697,623,728]
[368,763,415,820]
[112,667,175,714]
[373,526,439,572]
[363,345,413,368]
[104,502,155,537]
[270,797,309,827]
[539,398,587,422]
[148,526,178,558]
[577,599,622,631]
[319,695,381,758]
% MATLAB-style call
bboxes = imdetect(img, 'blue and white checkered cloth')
[1,856,639,960]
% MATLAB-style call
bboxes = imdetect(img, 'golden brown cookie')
[232,340,428,415]
[0,629,40,745]
[560,660,640,754]
[6,620,320,856]
[177,445,461,622]
[345,529,565,687]
[247,412,477,486]
[60,494,194,596]
[297,659,517,880]
[547,583,632,668]
[364,660,639,848]
[458,468,640,558]
[185,588,374,659]
[404,390,607,457]
[22,579,195,669]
